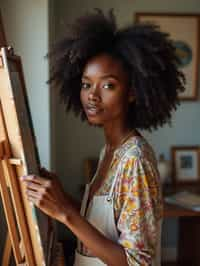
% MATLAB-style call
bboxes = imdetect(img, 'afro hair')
[48,9,185,131]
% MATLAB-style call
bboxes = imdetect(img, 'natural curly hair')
[48,9,185,130]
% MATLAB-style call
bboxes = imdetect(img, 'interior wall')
[1,0,50,168]
[52,0,200,256]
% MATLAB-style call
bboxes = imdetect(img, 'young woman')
[21,10,185,266]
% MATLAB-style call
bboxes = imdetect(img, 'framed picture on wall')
[171,146,200,185]
[135,13,200,101]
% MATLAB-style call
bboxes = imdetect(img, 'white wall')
[1,0,50,168]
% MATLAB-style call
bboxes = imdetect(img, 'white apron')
[74,159,162,266]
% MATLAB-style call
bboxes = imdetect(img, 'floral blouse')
[83,135,163,265]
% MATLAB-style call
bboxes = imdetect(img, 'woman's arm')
[63,207,128,266]
[21,174,128,266]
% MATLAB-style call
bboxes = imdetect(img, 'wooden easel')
[0,102,35,265]
[0,76,65,266]
[0,11,65,266]
[0,10,35,265]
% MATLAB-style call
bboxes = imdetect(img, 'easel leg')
[0,151,23,264]
[2,233,12,266]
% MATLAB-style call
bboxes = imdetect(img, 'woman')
[21,10,185,266]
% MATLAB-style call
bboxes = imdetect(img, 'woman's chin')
[87,118,103,127]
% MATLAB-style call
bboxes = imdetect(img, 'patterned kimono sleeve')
[116,156,163,266]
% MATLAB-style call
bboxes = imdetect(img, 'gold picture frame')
[135,13,200,101]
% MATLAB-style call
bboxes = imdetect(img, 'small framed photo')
[171,146,200,185]
[135,13,200,101]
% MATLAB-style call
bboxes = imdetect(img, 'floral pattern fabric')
[83,135,163,265]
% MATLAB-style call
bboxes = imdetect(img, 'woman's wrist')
[60,202,80,226]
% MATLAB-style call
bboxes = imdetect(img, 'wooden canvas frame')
[135,13,200,101]
[0,47,55,265]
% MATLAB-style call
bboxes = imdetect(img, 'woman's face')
[80,53,133,127]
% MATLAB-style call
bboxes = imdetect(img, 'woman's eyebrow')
[82,74,119,81]
[101,74,119,81]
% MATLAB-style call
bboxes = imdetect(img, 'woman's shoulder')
[115,135,161,199]
[116,134,157,165]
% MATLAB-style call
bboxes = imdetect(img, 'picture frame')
[135,13,200,101]
[171,146,200,185]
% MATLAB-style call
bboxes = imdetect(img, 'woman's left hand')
[20,169,74,224]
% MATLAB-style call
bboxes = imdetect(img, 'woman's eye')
[81,82,90,90]
[102,83,115,89]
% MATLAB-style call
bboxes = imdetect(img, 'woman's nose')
[88,86,100,102]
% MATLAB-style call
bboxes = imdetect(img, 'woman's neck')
[103,123,134,153]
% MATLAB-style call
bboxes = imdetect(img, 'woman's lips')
[85,104,102,116]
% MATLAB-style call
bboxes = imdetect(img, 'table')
[163,186,200,266]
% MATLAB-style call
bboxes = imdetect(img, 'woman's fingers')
[20,172,75,223]
[26,189,41,199]
[21,175,54,200]
[21,175,51,187]
[23,180,43,191]
[25,183,57,205]
[27,193,45,208]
